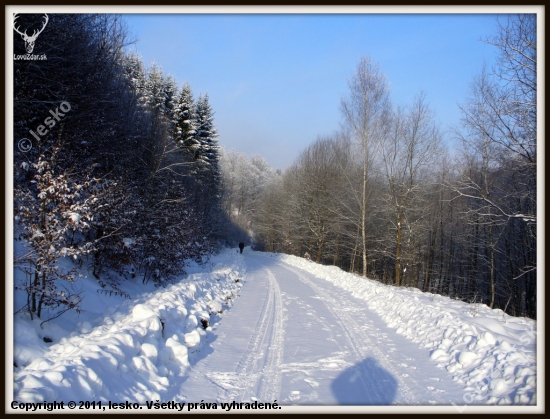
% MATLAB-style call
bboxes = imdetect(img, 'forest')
[13,14,536,321]
[13,14,235,320]
[230,15,537,319]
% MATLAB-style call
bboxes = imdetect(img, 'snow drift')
[13,248,245,403]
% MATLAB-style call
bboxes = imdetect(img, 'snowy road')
[12,248,536,408]
[175,251,466,405]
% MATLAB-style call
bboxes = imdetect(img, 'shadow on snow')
[330,357,397,405]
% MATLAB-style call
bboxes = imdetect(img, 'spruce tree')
[193,94,222,220]
[195,94,219,168]
[173,83,198,159]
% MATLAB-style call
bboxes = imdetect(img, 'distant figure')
[239,242,244,254]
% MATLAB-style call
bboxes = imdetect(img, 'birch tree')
[381,92,442,286]
[340,56,391,277]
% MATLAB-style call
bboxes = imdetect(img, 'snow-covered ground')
[11,248,245,408]
[271,253,538,407]
[9,248,540,413]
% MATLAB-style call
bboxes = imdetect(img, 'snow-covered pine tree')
[143,64,178,127]
[137,63,181,184]
[122,51,149,113]
[145,63,167,118]
[194,94,219,164]
[193,94,223,222]
[173,82,198,158]
[163,75,179,131]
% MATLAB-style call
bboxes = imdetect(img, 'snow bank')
[13,248,246,403]
[271,253,537,405]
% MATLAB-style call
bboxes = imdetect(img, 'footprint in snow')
[304,377,320,388]
[288,391,301,402]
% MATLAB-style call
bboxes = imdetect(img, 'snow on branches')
[15,149,100,320]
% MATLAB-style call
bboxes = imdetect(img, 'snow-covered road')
[175,251,466,405]
[12,248,537,409]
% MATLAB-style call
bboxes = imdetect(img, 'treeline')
[253,15,536,319]
[220,149,277,243]
[13,14,227,320]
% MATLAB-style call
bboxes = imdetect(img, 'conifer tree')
[173,83,198,158]
[193,94,222,221]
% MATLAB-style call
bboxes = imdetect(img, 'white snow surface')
[11,248,537,408]
[13,248,244,405]
[271,253,537,406]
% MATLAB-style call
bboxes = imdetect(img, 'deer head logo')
[13,13,49,54]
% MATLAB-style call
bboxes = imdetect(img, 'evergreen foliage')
[13,14,225,322]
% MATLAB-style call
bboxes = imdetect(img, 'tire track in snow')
[234,274,273,402]
[258,268,284,401]
[222,265,284,402]
[204,275,272,402]
[286,265,391,402]
[280,262,427,404]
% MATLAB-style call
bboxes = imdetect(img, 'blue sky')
[123,12,504,170]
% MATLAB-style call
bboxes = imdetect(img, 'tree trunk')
[489,223,495,309]
[333,233,340,266]
[395,212,403,286]
[361,149,368,277]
